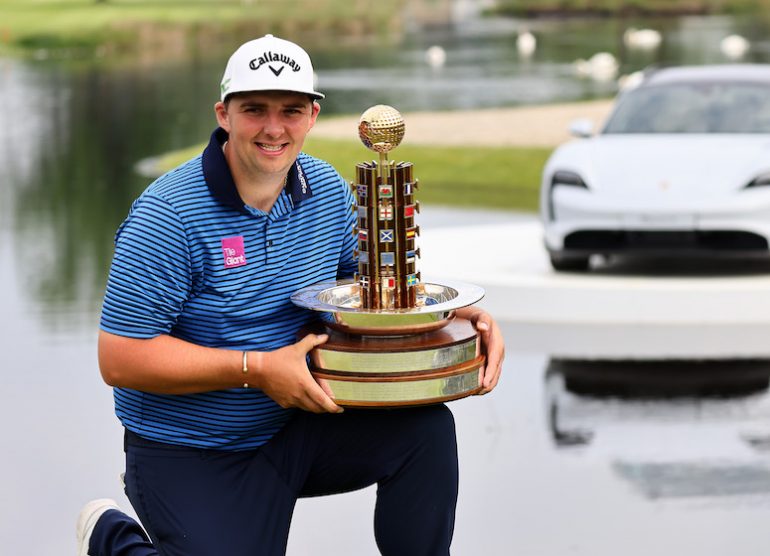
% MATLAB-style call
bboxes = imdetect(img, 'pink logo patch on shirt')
[222,236,247,269]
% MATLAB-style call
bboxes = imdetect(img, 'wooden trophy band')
[303,317,485,408]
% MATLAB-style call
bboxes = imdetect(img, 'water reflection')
[1,57,218,327]
[546,358,770,501]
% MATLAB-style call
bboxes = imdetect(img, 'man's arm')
[455,306,505,394]
[98,330,342,413]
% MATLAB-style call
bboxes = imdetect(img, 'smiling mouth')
[257,143,286,152]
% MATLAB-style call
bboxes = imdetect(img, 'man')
[78,34,504,556]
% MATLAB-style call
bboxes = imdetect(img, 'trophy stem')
[377,151,388,179]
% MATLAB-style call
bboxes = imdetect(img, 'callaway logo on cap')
[220,34,324,101]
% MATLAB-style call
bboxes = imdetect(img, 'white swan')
[623,28,662,50]
[424,45,447,68]
[720,34,750,60]
[618,71,645,91]
[516,31,536,58]
[574,52,619,81]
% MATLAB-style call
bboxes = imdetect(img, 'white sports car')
[541,64,770,271]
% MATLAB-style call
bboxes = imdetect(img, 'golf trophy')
[291,105,486,407]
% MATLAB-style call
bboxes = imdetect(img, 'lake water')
[3,10,770,555]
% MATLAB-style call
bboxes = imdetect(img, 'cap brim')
[222,87,324,102]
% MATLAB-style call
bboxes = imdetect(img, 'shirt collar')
[202,127,313,215]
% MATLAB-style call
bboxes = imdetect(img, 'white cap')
[220,34,324,101]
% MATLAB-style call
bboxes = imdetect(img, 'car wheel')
[549,252,590,272]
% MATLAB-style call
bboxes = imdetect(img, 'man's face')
[214,90,320,181]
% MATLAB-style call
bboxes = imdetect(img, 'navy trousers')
[90,404,459,556]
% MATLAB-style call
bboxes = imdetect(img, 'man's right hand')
[254,334,343,414]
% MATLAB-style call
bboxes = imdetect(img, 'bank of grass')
[154,137,551,212]
[0,0,402,53]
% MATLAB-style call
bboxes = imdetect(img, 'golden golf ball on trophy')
[358,104,405,154]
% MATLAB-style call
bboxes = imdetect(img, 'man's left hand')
[457,308,505,395]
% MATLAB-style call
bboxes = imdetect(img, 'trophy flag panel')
[354,161,420,310]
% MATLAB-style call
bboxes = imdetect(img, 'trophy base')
[305,318,485,408]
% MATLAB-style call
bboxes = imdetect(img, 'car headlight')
[547,170,589,222]
[551,170,589,188]
[745,173,770,188]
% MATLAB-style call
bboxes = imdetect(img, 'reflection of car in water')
[545,358,770,500]
[541,65,770,271]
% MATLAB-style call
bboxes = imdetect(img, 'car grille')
[563,230,769,252]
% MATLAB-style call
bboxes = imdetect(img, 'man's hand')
[457,308,505,395]
[255,334,343,414]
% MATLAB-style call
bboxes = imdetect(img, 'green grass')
[0,0,403,53]
[155,136,552,212]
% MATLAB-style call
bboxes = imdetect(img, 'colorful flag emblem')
[356,184,368,198]
[381,276,395,289]
[358,251,369,264]
[380,252,395,266]
[404,182,413,195]
[404,205,415,218]
[379,229,394,242]
[378,184,393,198]
[407,273,418,286]
[359,275,370,287]
[406,249,417,262]
[379,204,393,220]
[358,229,368,241]
[357,206,368,218]
[406,227,419,239]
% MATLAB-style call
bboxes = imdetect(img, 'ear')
[214,101,230,132]
[307,101,321,131]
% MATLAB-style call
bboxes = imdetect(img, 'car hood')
[549,135,770,199]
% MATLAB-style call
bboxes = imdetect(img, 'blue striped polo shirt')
[100,128,357,450]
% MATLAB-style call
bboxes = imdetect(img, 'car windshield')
[603,81,770,134]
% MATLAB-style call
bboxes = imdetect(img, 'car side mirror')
[569,118,594,138]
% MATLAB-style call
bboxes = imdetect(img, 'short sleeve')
[100,194,192,339]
